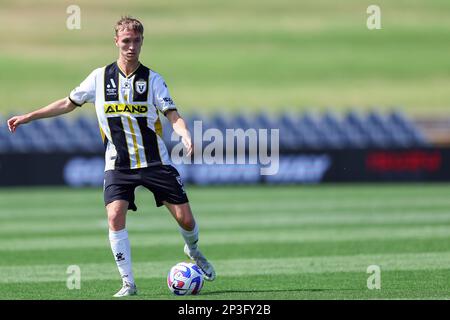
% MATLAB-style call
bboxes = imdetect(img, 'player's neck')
[117,58,140,77]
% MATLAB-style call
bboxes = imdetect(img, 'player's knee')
[180,219,194,231]
[106,201,127,228]
[108,211,121,223]
[180,213,195,230]
[108,213,126,230]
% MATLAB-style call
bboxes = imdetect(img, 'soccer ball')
[167,262,204,295]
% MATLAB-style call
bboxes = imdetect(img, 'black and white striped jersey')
[69,62,177,171]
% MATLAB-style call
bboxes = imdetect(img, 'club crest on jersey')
[135,79,147,94]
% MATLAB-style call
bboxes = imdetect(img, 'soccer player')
[6,16,216,297]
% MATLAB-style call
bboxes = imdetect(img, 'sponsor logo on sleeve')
[163,97,174,105]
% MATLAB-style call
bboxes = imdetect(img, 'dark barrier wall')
[1,148,449,186]
[0,153,103,186]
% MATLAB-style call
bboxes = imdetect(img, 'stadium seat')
[208,113,229,134]
[389,111,429,147]
[319,112,349,149]
[232,114,253,130]
[254,113,276,130]
[0,111,432,152]
[69,117,103,152]
[0,121,13,152]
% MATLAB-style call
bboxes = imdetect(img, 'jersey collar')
[116,61,141,79]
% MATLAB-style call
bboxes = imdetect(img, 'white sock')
[179,222,199,252]
[109,229,135,285]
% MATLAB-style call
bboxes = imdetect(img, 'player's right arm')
[7,67,99,133]
[7,97,77,133]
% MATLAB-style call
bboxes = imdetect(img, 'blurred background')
[0,0,450,299]
[1,0,450,115]
[1,0,450,185]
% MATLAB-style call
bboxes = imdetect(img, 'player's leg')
[163,201,196,250]
[103,168,140,297]
[163,201,195,230]
[164,201,216,281]
[141,164,216,280]
[106,199,137,297]
[107,199,128,231]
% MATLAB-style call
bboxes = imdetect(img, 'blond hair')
[114,16,144,36]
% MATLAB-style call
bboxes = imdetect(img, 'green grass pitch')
[0,184,449,300]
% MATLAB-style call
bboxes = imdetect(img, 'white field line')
[1,251,450,284]
[2,225,450,251]
[1,196,450,218]
[1,211,450,234]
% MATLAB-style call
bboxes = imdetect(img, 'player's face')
[115,29,143,62]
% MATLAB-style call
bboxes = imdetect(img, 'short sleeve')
[152,73,177,114]
[69,69,98,106]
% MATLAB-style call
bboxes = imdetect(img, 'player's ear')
[114,36,119,47]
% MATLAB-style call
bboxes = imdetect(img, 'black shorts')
[103,165,188,211]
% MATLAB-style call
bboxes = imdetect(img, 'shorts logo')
[135,79,147,94]
[176,176,186,193]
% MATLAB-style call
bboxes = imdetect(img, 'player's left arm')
[166,110,193,156]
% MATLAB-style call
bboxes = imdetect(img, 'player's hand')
[182,135,193,157]
[7,115,30,133]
